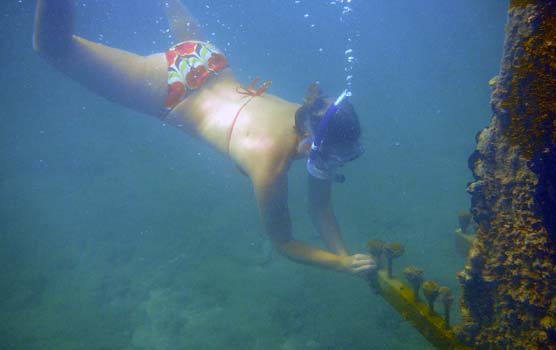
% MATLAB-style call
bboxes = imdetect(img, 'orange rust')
[501,2,556,159]
[458,3,556,349]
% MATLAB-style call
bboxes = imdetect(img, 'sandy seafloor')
[0,1,508,349]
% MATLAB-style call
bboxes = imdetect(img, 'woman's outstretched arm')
[307,176,376,275]
[254,174,348,272]
[33,0,167,117]
[254,170,375,275]
[308,176,349,256]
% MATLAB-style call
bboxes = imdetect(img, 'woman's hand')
[341,254,377,277]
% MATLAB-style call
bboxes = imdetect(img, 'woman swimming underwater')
[33,0,376,277]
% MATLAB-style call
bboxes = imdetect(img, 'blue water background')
[1,1,507,349]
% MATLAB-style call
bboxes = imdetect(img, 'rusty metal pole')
[458,1,556,349]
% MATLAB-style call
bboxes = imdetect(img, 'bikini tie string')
[227,77,272,154]
[236,77,271,97]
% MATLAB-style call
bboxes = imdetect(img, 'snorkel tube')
[307,90,350,182]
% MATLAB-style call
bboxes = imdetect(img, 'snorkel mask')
[307,90,364,182]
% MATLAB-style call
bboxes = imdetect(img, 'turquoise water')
[1,1,508,349]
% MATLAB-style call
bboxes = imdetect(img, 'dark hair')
[295,83,361,147]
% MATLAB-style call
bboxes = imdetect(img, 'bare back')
[164,72,302,182]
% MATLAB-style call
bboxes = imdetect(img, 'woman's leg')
[163,0,204,42]
[34,0,168,117]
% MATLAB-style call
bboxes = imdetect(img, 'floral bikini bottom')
[163,41,228,112]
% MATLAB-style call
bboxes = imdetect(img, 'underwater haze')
[1,1,508,349]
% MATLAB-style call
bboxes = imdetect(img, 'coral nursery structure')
[458,1,556,349]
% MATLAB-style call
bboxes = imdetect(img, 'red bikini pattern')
[164,41,228,111]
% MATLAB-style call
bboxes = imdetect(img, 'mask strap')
[311,89,349,152]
